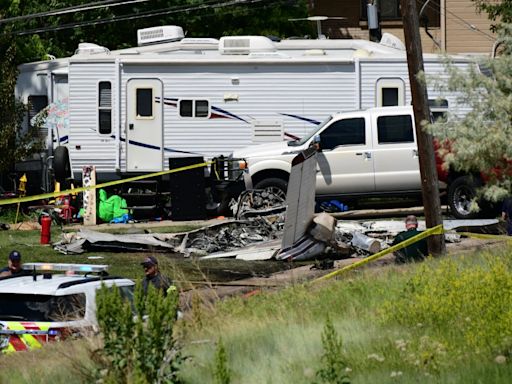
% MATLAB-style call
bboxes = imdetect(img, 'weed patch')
[382,252,512,355]
[315,316,350,384]
[92,282,183,383]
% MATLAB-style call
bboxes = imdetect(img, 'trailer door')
[126,79,163,172]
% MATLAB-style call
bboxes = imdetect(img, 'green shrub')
[382,255,512,354]
[94,282,183,383]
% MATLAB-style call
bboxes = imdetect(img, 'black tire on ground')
[54,146,71,183]
[447,175,480,219]
[254,177,288,200]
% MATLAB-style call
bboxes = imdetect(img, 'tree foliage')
[472,0,512,32]
[5,0,311,61]
[426,24,512,201]
[0,26,44,174]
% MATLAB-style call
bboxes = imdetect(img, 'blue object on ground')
[319,200,349,213]
[110,213,132,224]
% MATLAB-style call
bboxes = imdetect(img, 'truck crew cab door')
[126,79,163,172]
[371,110,421,191]
[315,114,375,195]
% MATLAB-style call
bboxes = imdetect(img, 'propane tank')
[40,216,52,245]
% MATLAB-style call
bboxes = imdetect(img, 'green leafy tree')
[0,27,44,174]
[7,0,311,58]
[472,0,512,32]
[426,24,512,202]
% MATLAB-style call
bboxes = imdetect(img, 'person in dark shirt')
[391,215,429,264]
[141,255,172,295]
[0,250,24,277]
[501,197,512,236]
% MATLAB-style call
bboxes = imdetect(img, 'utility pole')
[400,0,446,255]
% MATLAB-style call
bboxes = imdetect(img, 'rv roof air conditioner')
[219,36,276,55]
[137,26,185,46]
[74,43,110,55]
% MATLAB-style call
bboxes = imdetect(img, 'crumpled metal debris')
[172,217,283,256]
[54,218,284,256]
[230,189,287,220]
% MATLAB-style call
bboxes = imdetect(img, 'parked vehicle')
[0,263,134,353]
[231,105,487,219]
[15,25,474,197]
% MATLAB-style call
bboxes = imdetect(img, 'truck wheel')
[254,178,288,201]
[447,176,480,219]
[54,146,71,183]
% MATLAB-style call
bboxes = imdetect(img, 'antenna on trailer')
[288,16,347,39]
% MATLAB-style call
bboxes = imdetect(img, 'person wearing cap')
[141,255,172,295]
[0,250,24,277]
[391,215,429,264]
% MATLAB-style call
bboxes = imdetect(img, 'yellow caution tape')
[312,224,445,283]
[0,161,212,207]
[457,232,512,241]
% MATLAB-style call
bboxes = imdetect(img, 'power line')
[0,0,152,25]
[417,0,495,42]
[14,0,277,36]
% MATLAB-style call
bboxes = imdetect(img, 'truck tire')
[254,178,288,200]
[447,175,480,219]
[54,146,71,183]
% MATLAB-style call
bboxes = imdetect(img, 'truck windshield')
[0,293,86,322]
[288,116,334,146]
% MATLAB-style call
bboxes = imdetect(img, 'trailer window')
[136,88,153,118]
[320,118,366,151]
[98,82,112,134]
[429,98,448,122]
[382,88,398,106]
[376,78,405,107]
[179,99,210,118]
[196,100,209,117]
[180,100,193,117]
[377,115,414,143]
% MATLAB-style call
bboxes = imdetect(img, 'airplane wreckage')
[54,148,499,261]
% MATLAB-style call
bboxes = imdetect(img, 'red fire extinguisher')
[40,215,52,245]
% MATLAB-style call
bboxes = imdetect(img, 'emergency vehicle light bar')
[22,263,109,273]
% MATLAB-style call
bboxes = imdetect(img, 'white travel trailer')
[15,25,472,200]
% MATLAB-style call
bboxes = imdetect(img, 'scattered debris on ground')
[51,146,503,263]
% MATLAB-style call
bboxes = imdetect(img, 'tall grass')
[180,247,512,383]
[2,246,512,383]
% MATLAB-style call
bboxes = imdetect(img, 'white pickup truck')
[231,105,481,219]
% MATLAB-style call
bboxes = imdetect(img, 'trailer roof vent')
[137,25,185,46]
[180,38,219,46]
[219,36,276,55]
[379,33,406,51]
[303,49,326,56]
[74,43,110,55]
